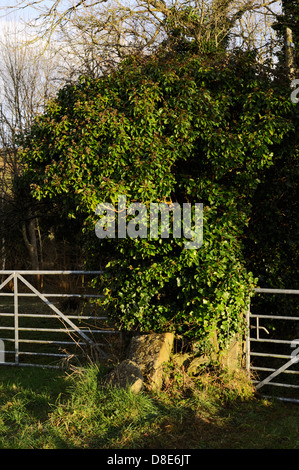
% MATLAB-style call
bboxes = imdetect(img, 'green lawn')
[0,364,298,449]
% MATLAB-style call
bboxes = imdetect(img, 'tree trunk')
[22,218,40,286]
[285,26,295,80]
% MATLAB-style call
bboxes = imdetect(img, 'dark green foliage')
[19,50,295,348]
[244,141,299,290]
[243,80,298,328]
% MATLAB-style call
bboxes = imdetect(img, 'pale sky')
[0,0,69,25]
[0,0,37,20]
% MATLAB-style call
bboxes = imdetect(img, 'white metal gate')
[0,270,118,368]
[247,288,299,403]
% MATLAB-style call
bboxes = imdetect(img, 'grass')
[1,293,299,449]
[0,362,298,449]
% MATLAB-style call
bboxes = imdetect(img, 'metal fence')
[1,271,298,400]
[247,288,299,403]
[0,270,118,369]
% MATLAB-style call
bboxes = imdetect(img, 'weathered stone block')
[172,353,209,375]
[172,352,192,369]
[187,355,209,375]
[103,333,174,393]
[105,359,144,394]
[219,335,242,373]
[128,333,174,391]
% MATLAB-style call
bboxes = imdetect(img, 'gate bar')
[13,273,19,365]
[0,273,14,291]
[0,270,110,368]
[0,270,103,275]
[254,288,299,295]
[17,273,96,347]
[249,287,299,402]
[255,356,299,390]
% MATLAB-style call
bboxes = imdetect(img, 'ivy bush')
[19,51,295,349]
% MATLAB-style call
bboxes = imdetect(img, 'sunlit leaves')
[19,50,295,347]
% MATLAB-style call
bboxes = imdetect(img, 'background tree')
[0,25,50,270]
[243,1,298,334]
[18,47,294,348]
[272,0,299,79]
[244,0,298,289]
[1,0,297,351]
[0,22,81,272]
[0,1,283,68]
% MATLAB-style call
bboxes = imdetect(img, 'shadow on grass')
[1,366,299,449]
[0,366,68,420]
[0,366,67,395]
[83,393,299,450]
[81,395,232,450]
